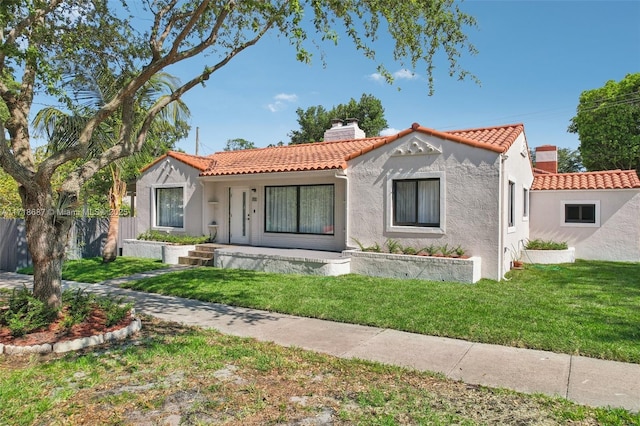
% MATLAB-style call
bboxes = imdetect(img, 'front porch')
[180,244,352,276]
[177,244,481,283]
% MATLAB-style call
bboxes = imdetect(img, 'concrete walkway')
[1,270,638,412]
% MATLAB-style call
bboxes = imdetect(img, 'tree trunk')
[22,190,75,310]
[102,173,127,263]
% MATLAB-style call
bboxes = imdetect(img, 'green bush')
[0,287,57,337]
[137,230,213,245]
[1,288,133,336]
[525,239,568,250]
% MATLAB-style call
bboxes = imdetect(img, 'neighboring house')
[137,120,534,280]
[529,145,640,262]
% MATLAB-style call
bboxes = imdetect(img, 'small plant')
[402,246,418,255]
[368,242,382,253]
[439,244,455,257]
[62,288,96,327]
[352,238,382,253]
[421,244,438,256]
[385,239,402,254]
[454,245,466,257]
[96,296,134,327]
[525,239,568,250]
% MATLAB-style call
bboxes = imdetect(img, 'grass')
[18,256,168,283]
[122,260,640,363]
[1,316,637,425]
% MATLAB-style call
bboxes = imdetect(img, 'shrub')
[421,244,438,256]
[402,246,418,255]
[439,244,455,257]
[138,230,213,245]
[0,287,57,337]
[525,239,568,250]
[385,239,402,254]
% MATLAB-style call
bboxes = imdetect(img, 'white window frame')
[386,171,446,234]
[522,186,529,221]
[561,200,600,228]
[507,179,516,233]
[151,183,186,231]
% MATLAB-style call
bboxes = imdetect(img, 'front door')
[229,187,250,244]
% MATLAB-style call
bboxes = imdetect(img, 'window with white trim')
[561,200,600,227]
[508,180,515,228]
[393,178,440,227]
[523,188,529,219]
[155,187,184,228]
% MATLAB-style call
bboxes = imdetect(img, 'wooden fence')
[0,217,137,272]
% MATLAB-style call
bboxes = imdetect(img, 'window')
[393,178,440,227]
[508,181,515,228]
[265,184,334,235]
[523,188,529,219]
[561,200,600,227]
[155,187,184,228]
[565,204,596,224]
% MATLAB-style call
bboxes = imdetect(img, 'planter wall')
[346,250,482,284]
[214,249,351,276]
[122,239,166,260]
[521,247,575,264]
[162,244,195,265]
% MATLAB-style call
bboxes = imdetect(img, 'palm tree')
[33,65,190,263]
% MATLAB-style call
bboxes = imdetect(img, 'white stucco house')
[136,120,535,280]
[529,146,640,262]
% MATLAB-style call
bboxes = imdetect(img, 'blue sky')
[96,1,640,155]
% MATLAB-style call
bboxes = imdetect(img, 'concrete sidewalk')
[1,271,638,412]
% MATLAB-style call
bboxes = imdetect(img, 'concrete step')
[194,244,224,253]
[188,250,215,259]
[178,256,214,267]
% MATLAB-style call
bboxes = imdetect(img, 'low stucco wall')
[214,250,351,276]
[122,239,165,260]
[162,244,195,265]
[347,251,482,284]
[522,247,575,264]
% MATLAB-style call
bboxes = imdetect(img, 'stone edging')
[0,318,142,356]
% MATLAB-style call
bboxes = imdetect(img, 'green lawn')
[122,260,640,363]
[1,317,637,425]
[18,256,168,283]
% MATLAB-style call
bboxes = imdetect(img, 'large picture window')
[393,178,440,227]
[265,184,334,234]
[155,187,184,228]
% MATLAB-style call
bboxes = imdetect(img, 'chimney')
[535,145,558,173]
[323,118,366,142]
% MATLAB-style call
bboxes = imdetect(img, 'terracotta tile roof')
[405,123,525,154]
[197,123,525,176]
[140,151,215,173]
[532,170,640,190]
[200,137,388,176]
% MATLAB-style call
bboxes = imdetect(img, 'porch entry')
[229,187,250,244]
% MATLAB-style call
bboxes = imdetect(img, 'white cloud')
[380,128,400,136]
[367,69,418,83]
[367,73,384,82]
[393,69,418,80]
[267,93,298,112]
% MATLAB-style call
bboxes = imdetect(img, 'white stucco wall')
[501,133,535,275]
[136,157,204,237]
[530,189,640,262]
[346,132,507,280]
[200,170,347,252]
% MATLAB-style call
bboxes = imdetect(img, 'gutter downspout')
[334,169,351,250]
[498,153,508,279]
